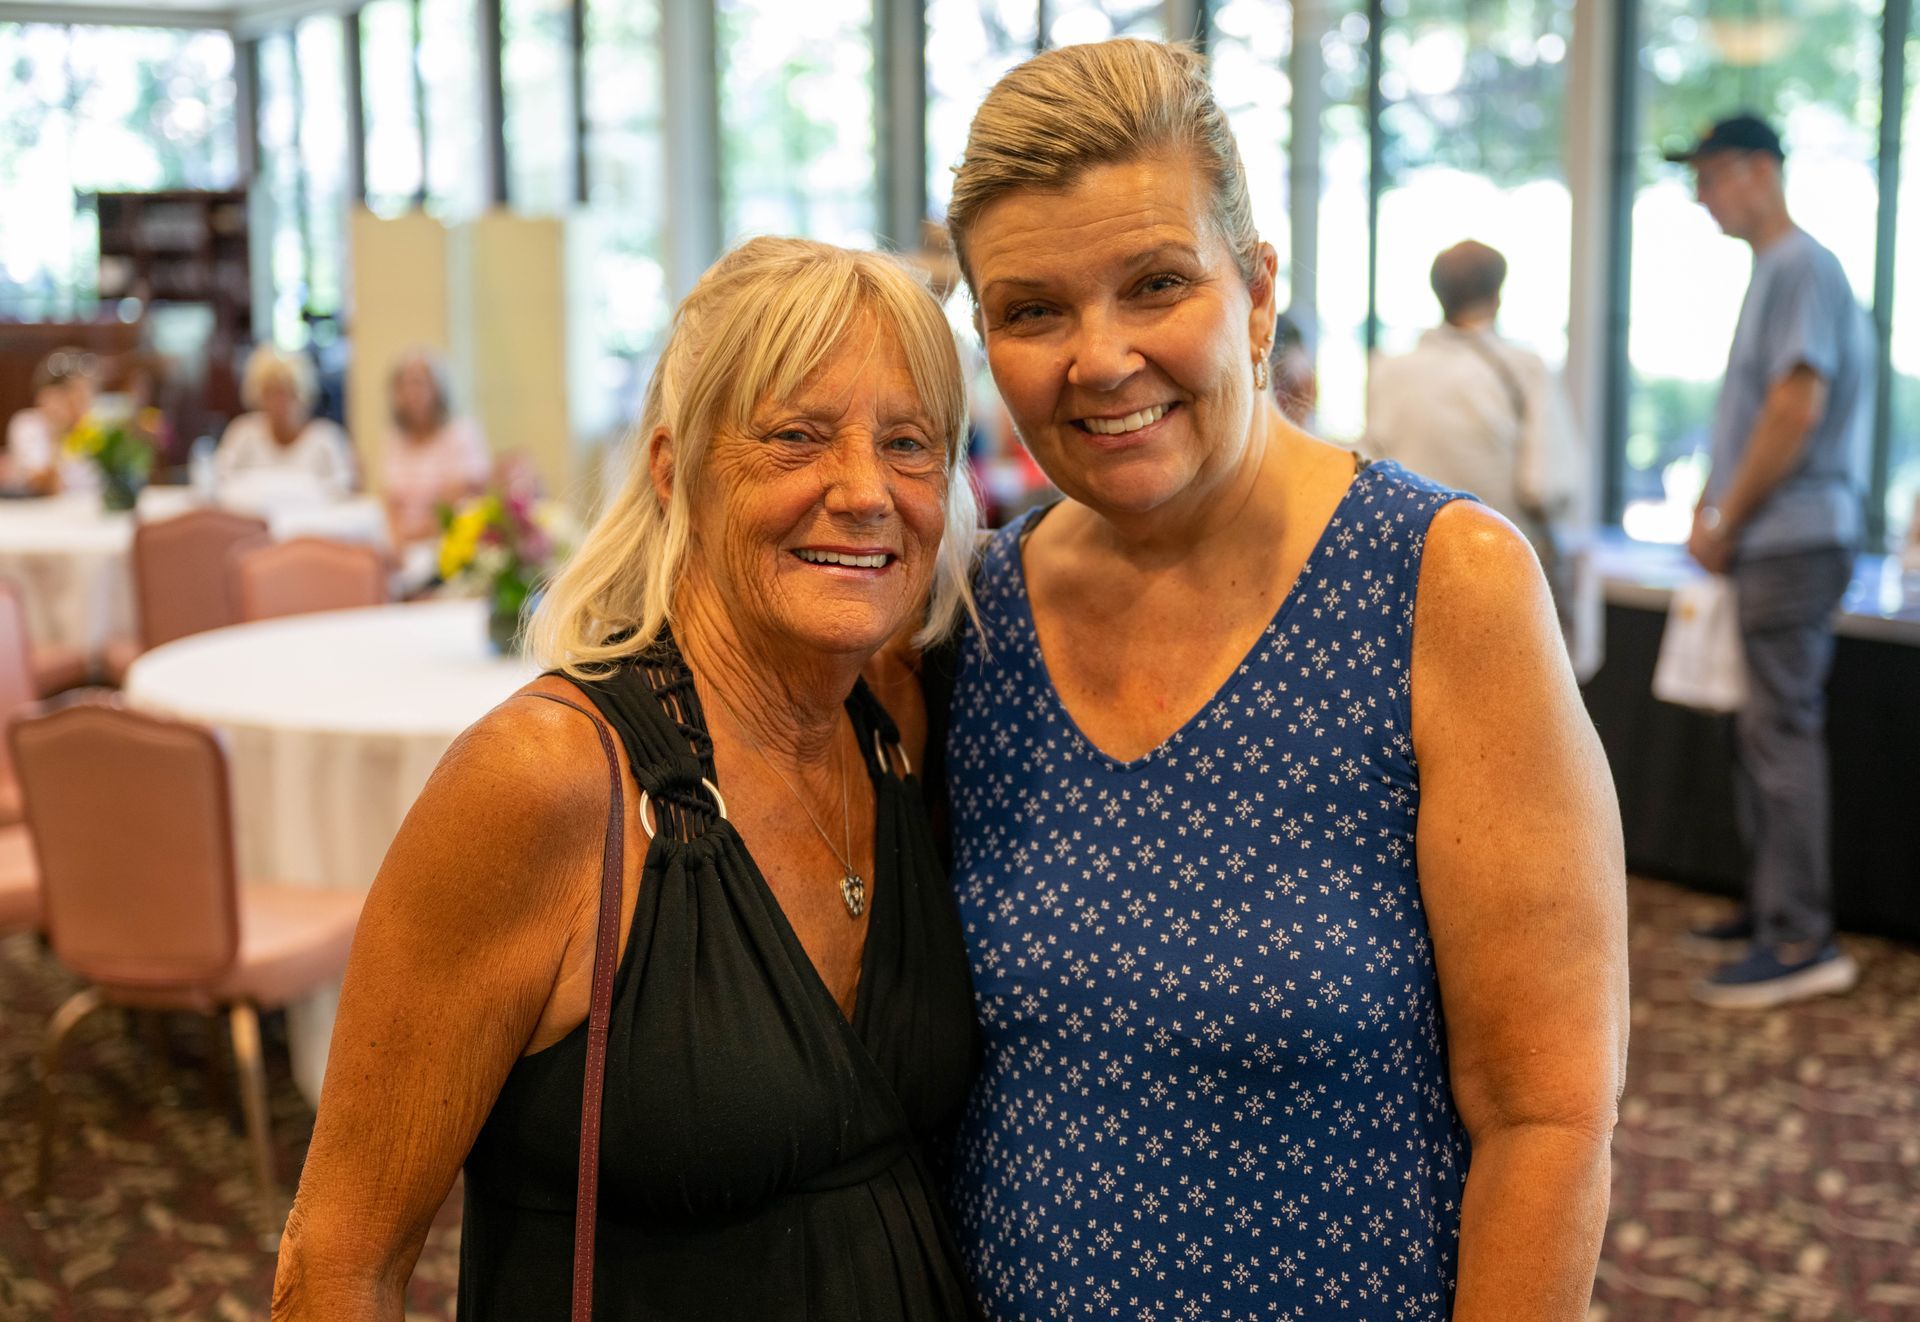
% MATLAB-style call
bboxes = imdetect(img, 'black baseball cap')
[1664,113,1784,163]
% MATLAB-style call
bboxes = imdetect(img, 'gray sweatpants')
[1730,546,1855,947]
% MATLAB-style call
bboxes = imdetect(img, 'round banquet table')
[123,598,541,1104]
[0,493,137,661]
[0,489,389,666]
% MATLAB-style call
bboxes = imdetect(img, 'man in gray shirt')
[1671,114,1871,1008]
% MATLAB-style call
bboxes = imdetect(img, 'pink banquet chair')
[10,703,363,1221]
[102,508,269,685]
[233,536,387,623]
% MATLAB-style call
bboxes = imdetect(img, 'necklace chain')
[706,689,865,918]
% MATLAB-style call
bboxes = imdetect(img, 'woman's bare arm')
[271,692,610,1320]
[1411,501,1629,1320]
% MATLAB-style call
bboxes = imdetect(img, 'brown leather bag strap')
[518,691,625,1322]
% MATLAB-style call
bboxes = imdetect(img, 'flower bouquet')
[436,457,575,654]
[64,408,162,511]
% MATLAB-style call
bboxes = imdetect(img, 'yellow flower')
[64,420,106,458]
[437,502,492,581]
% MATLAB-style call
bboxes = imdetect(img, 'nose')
[822,434,893,523]
[1065,306,1143,394]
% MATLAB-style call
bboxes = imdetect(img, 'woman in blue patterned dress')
[934,40,1628,1321]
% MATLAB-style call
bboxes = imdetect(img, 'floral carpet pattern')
[0,877,1915,1320]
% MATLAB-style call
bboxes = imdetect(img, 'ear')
[646,425,675,509]
[1246,241,1280,354]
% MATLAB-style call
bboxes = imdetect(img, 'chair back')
[132,508,270,649]
[233,537,387,622]
[9,703,240,990]
[0,579,38,790]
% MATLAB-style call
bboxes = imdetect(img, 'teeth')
[1082,403,1169,435]
[795,549,890,568]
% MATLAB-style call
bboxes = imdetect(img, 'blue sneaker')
[1692,942,1859,1009]
[1682,911,1754,956]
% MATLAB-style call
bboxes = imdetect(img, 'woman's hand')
[271,688,613,1319]
[1410,501,1629,1320]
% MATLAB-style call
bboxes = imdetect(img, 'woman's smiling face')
[967,149,1276,523]
[674,320,949,664]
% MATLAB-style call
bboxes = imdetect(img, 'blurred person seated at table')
[214,346,356,501]
[272,237,982,1320]
[1365,240,1588,642]
[2,347,97,496]
[382,348,490,548]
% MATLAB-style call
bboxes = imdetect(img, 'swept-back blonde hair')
[532,236,979,679]
[241,345,318,413]
[945,38,1260,292]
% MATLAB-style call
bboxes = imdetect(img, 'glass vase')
[486,597,524,655]
[101,469,141,513]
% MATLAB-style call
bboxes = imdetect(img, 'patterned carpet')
[0,876,1914,1320]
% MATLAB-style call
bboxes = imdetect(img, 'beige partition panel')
[447,213,575,500]
[346,208,450,491]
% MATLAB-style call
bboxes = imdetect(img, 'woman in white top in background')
[381,349,490,548]
[3,348,96,495]
[214,347,356,496]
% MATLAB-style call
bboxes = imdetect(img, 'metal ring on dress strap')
[638,777,728,840]
[872,730,911,778]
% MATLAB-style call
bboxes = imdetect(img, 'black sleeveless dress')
[456,644,980,1320]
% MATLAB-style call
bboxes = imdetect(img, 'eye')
[1000,302,1051,325]
[1137,272,1188,297]
[767,425,814,444]
[886,432,932,455]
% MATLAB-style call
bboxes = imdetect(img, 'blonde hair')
[532,237,980,680]
[241,346,318,413]
[946,39,1261,292]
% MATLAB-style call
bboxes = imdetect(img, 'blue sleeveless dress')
[946,460,1473,1321]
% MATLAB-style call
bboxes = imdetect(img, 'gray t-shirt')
[1706,227,1873,556]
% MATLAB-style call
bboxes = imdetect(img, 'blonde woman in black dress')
[273,238,982,1320]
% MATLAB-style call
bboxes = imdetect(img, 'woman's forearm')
[271,1244,410,1321]
[1451,1121,1614,1320]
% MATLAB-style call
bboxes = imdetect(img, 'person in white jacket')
[1364,240,1596,676]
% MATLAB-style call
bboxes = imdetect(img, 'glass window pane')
[1890,31,1920,550]
[1045,0,1164,48]
[584,0,668,422]
[925,0,1039,216]
[1374,0,1576,367]
[420,0,487,221]
[1316,0,1372,441]
[1210,0,1294,344]
[361,0,424,216]
[504,0,574,213]
[257,31,310,346]
[1622,0,1882,542]
[296,15,350,321]
[717,0,877,245]
[0,23,236,319]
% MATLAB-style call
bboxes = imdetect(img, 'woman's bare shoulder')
[1410,499,1573,742]
[1415,499,1551,635]
[375,676,613,921]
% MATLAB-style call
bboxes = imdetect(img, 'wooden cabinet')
[91,189,251,448]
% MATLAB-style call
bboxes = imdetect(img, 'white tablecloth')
[123,598,541,1104]
[0,493,137,660]
[0,490,388,663]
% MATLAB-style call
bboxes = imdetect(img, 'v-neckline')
[705,695,891,1035]
[1010,461,1373,772]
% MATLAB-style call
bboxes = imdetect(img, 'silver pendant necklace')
[711,693,866,919]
